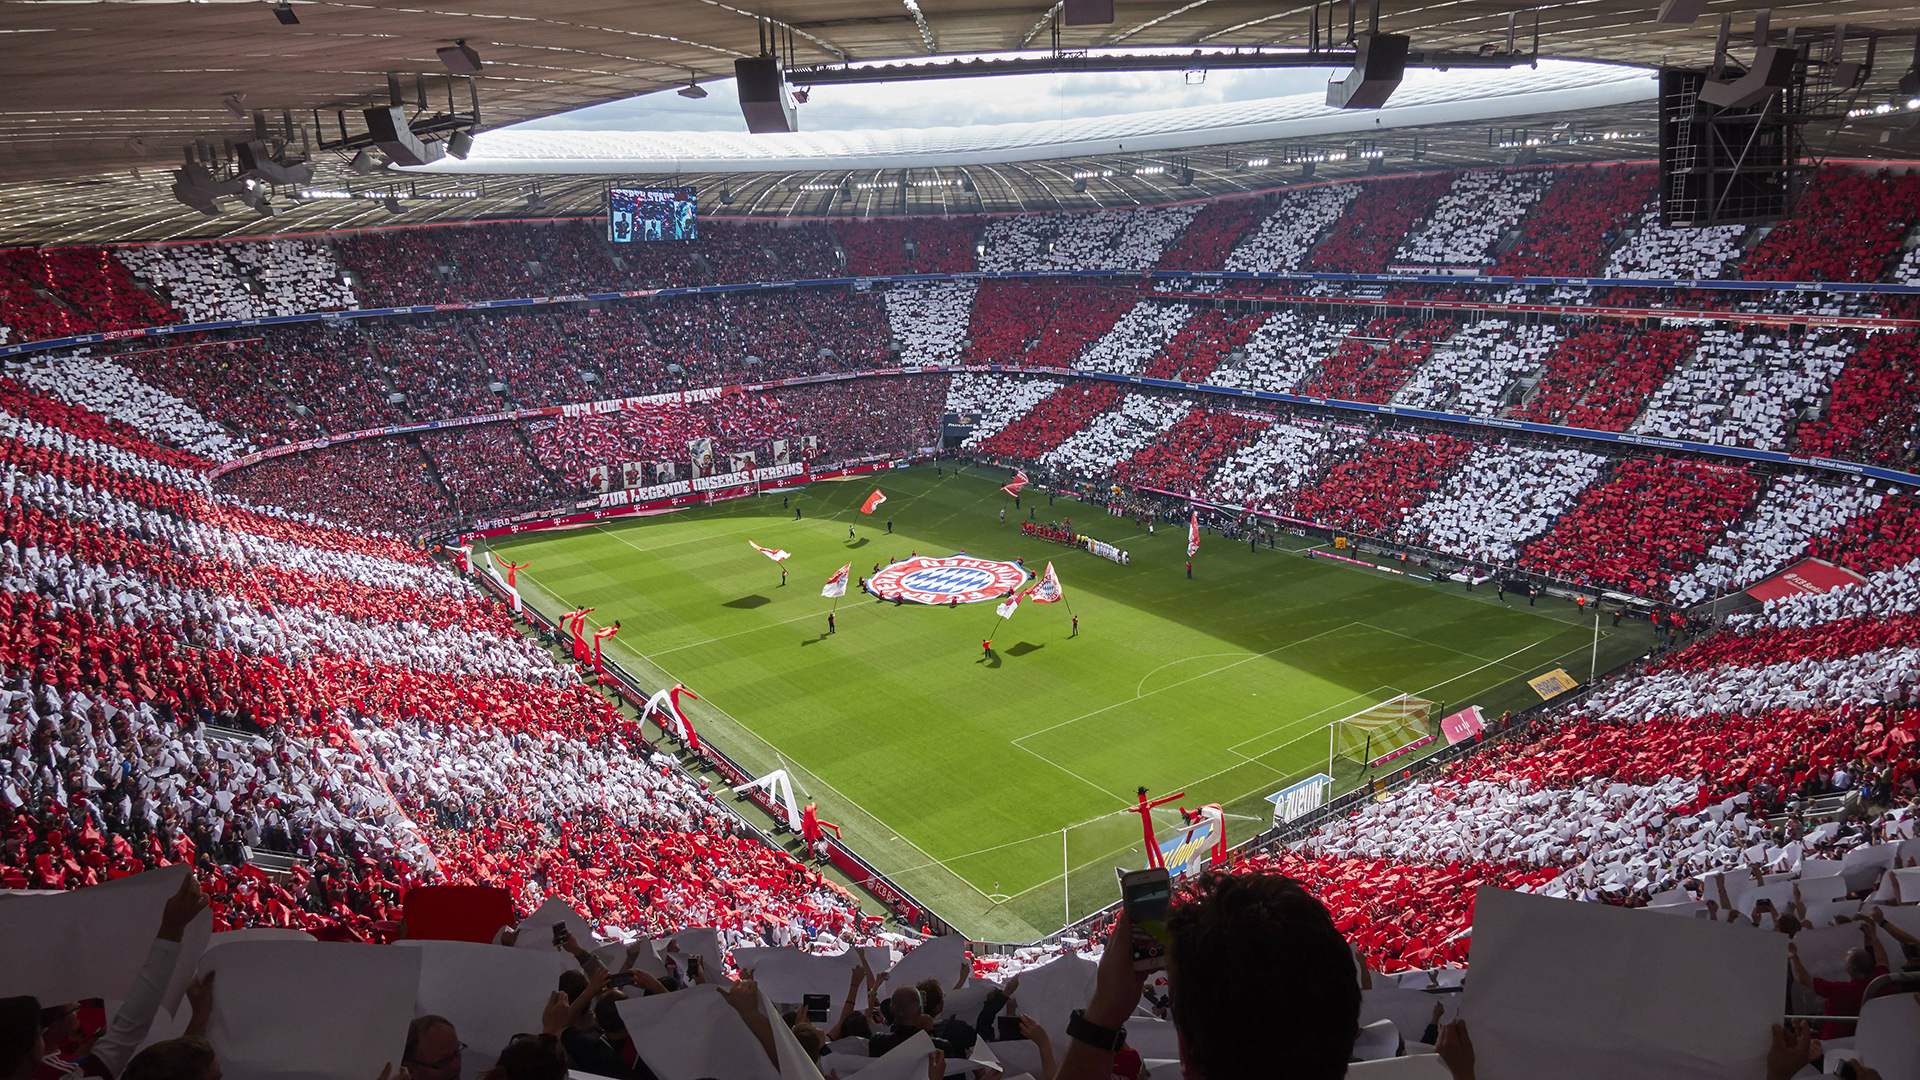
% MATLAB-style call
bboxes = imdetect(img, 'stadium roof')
[3,0,1920,242]
[410,62,1656,174]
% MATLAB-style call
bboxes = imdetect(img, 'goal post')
[1327,694,1435,775]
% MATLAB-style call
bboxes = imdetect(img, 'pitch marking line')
[1223,684,1398,754]
[510,570,1002,907]
[1010,620,1365,746]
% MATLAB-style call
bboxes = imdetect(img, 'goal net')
[1329,694,1435,769]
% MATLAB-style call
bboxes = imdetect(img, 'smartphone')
[1118,867,1173,972]
[996,1016,1025,1042]
[802,993,832,1023]
[685,956,702,978]
[550,923,568,946]
[607,971,636,989]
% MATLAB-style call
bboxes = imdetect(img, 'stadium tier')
[6,127,1920,1080]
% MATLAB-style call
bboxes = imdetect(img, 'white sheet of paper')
[410,940,578,1080]
[733,947,862,1008]
[198,939,421,1080]
[999,952,1095,1046]
[1801,899,1863,929]
[654,928,724,982]
[1799,858,1843,881]
[619,985,783,1080]
[1791,923,1873,982]
[0,864,192,1005]
[1841,844,1897,893]
[1460,887,1784,1080]
[1362,986,1456,1045]
[984,1040,1041,1078]
[1869,865,1920,902]
[512,897,597,952]
[844,1030,936,1080]
[881,935,971,997]
[1854,992,1920,1080]
[1125,1016,1181,1060]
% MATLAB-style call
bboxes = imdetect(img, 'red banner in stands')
[402,884,516,943]
[1745,558,1868,602]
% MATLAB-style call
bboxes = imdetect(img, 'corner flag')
[1002,470,1029,498]
[822,562,851,598]
[860,489,887,514]
[1187,511,1200,557]
[748,540,791,562]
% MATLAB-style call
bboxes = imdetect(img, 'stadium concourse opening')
[10,6,1920,1072]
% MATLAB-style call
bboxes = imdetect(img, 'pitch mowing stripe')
[485,468,1657,938]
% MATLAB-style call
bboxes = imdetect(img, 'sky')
[509,54,1342,134]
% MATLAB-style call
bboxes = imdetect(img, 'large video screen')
[608,186,697,242]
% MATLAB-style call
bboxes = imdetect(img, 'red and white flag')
[1186,511,1201,557]
[995,592,1021,620]
[1026,562,1064,603]
[821,562,851,598]
[748,540,791,562]
[1002,470,1029,498]
[860,489,887,514]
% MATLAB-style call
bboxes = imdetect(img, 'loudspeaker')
[437,42,482,75]
[235,140,313,186]
[1698,45,1798,108]
[735,56,798,133]
[363,105,444,166]
[1063,0,1114,25]
[1326,33,1408,109]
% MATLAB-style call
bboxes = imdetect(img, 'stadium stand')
[1512,327,1697,432]
[1286,431,1476,536]
[1793,331,1920,469]
[1307,173,1455,273]
[1391,319,1562,416]
[1222,184,1361,273]
[1741,167,1920,283]
[1517,455,1764,597]
[1490,164,1657,277]
[1631,327,1853,452]
[1393,169,1551,267]
[11,156,1920,1080]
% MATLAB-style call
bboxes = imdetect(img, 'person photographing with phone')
[1057,870,1363,1080]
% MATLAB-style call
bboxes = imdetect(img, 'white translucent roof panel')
[410,60,1654,175]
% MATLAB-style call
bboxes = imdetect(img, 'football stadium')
[3,1,1920,1077]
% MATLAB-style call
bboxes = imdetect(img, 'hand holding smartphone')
[1117,867,1172,972]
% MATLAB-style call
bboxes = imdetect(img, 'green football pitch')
[485,465,1653,941]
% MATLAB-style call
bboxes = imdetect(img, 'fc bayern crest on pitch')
[869,555,1029,605]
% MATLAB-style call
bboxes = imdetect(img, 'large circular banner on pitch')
[868,554,1030,605]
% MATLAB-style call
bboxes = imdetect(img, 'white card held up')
[618,986,785,1080]
[511,896,597,952]
[653,928,725,982]
[843,1030,938,1080]
[0,864,201,1006]
[198,939,421,1080]
[997,952,1095,1046]
[1853,993,1920,1080]
[1461,887,1784,1080]
[409,940,578,1080]
[881,934,971,996]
